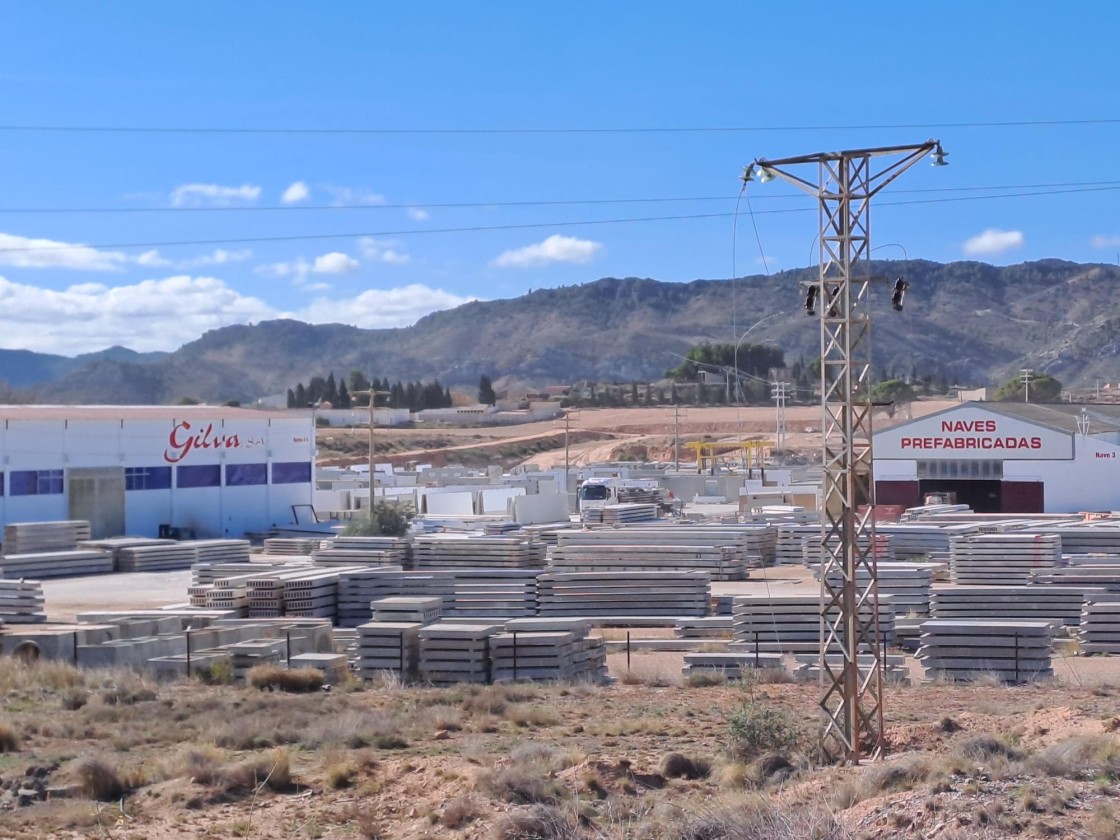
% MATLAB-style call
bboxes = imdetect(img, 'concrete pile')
[411,535,545,569]
[931,584,1100,628]
[581,503,659,525]
[2,521,91,554]
[262,537,321,556]
[1078,597,1120,654]
[681,651,786,680]
[0,548,113,579]
[418,622,504,685]
[730,593,895,654]
[490,621,607,683]
[536,570,710,618]
[918,618,1053,683]
[0,579,46,623]
[949,534,1063,584]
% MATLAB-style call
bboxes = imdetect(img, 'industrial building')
[0,406,313,539]
[873,402,1120,513]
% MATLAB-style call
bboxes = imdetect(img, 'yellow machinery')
[683,440,772,476]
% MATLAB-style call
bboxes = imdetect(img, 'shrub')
[247,665,325,693]
[439,796,480,829]
[165,745,225,785]
[686,672,726,688]
[342,501,415,537]
[73,757,125,801]
[660,753,712,780]
[324,758,357,790]
[196,658,235,686]
[955,734,1023,763]
[477,765,568,806]
[97,673,157,706]
[726,702,803,761]
[220,748,291,795]
[0,722,19,753]
[493,804,578,839]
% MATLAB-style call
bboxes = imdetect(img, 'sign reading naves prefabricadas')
[874,406,1073,460]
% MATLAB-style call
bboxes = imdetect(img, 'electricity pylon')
[743,140,946,764]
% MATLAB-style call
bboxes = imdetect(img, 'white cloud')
[170,183,261,208]
[321,185,386,206]
[291,284,475,329]
[183,248,254,268]
[0,273,477,354]
[358,237,411,265]
[1091,234,1120,249]
[135,250,173,268]
[0,232,128,271]
[281,181,310,204]
[963,228,1024,256]
[492,234,604,268]
[312,252,359,274]
[0,274,274,354]
[406,207,430,221]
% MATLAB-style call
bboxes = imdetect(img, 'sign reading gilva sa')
[875,407,1073,461]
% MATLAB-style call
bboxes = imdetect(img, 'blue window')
[125,466,172,491]
[226,463,267,486]
[271,461,312,484]
[9,469,64,496]
[176,464,221,488]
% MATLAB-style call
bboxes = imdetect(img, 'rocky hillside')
[11,258,1120,404]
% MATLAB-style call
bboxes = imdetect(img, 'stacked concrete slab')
[793,653,911,685]
[490,627,607,683]
[1078,597,1120,654]
[877,523,977,560]
[537,570,710,618]
[821,563,936,617]
[2,520,91,554]
[775,524,824,565]
[354,621,422,680]
[336,567,405,627]
[930,585,1099,627]
[802,534,896,569]
[949,534,1063,584]
[1024,524,1120,554]
[190,540,252,565]
[0,548,113,578]
[581,503,659,525]
[115,542,198,572]
[730,593,895,654]
[79,537,176,569]
[263,537,321,556]
[418,622,504,685]
[0,579,46,623]
[411,535,544,569]
[681,651,786,680]
[918,619,1053,683]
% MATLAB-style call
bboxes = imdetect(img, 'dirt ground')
[318,401,957,470]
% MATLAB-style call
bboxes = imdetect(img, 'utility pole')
[672,404,682,470]
[561,409,580,491]
[1020,369,1034,403]
[744,139,946,764]
[772,382,789,452]
[357,387,391,514]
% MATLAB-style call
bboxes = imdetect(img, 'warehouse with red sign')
[873,402,1120,513]
[0,406,314,538]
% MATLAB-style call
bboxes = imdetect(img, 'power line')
[2,118,1120,135]
[2,183,1119,255]
[1,180,1118,216]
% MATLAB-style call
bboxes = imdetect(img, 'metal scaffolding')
[743,140,944,763]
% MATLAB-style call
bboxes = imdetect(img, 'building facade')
[0,406,314,539]
[873,402,1120,513]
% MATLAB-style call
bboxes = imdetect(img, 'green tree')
[994,372,1062,402]
[871,379,917,406]
[324,372,338,406]
[294,383,307,407]
[343,501,415,537]
[478,374,497,406]
[286,388,296,409]
[336,380,351,409]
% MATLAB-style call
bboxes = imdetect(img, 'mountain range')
[3,259,1117,404]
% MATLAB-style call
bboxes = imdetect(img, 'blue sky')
[0,1,1118,354]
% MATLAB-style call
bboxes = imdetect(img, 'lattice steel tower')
[743,140,946,763]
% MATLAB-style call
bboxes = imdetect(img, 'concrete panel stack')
[775,524,823,565]
[283,571,343,619]
[192,561,310,585]
[446,570,538,618]
[1078,597,1120,654]
[930,585,1101,628]
[0,548,113,578]
[354,622,422,680]
[1031,554,1120,590]
[581,503,659,525]
[79,537,176,569]
[794,653,911,685]
[877,523,977,559]
[289,652,349,683]
[918,619,1053,683]
[730,593,895,654]
[190,540,252,565]
[336,567,405,627]
[263,537,321,556]
[2,520,91,554]
[228,638,287,682]
[536,570,710,618]
[0,579,46,623]
[371,596,442,624]
[821,563,936,617]
[949,534,1063,584]
[418,622,504,685]
[332,536,411,563]
[549,543,745,580]
[188,584,250,615]
[411,535,544,569]
[1024,524,1120,554]
[803,534,895,570]
[681,651,786,679]
[490,627,607,683]
[674,616,733,638]
[115,543,198,572]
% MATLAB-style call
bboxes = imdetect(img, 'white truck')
[576,477,678,515]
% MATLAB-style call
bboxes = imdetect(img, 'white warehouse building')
[873,402,1120,514]
[0,406,314,539]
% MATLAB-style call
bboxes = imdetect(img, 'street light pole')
[357,388,391,515]
[732,312,783,405]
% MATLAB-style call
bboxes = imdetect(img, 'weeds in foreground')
[247,664,325,693]
[726,702,803,761]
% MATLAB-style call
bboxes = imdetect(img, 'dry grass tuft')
[73,756,125,801]
[324,755,358,790]
[685,671,726,688]
[493,804,577,839]
[97,672,158,705]
[220,748,292,795]
[0,722,20,753]
[439,796,480,829]
[163,745,226,785]
[247,664,325,693]
[954,733,1024,763]
[1029,734,1120,779]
